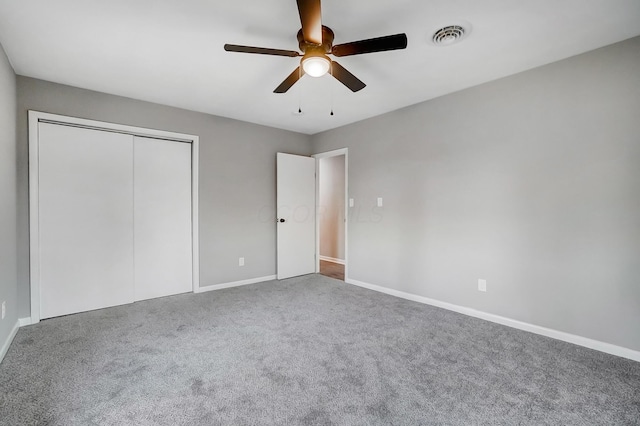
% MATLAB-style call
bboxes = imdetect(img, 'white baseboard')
[195,275,277,293]
[0,320,20,365]
[319,256,345,265]
[345,278,640,363]
[19,317,33,327]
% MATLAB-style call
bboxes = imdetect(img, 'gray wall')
[319,155,345,260]
[17,77,312,318]
[312,36,640,351]
[0,43,17,348]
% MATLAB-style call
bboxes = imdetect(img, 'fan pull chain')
[297,66,303,114]
[298,67,302,114]
[330,62,334,116]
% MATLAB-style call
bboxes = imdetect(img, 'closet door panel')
[38,123,135,319]
[134,137,193,301]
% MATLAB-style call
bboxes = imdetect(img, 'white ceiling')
[1,0,639,135]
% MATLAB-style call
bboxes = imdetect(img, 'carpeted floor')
[1,275,639,425]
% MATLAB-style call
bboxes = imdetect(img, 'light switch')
[349,198,354,207]
[377,197,383,207]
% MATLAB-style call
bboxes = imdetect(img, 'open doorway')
[315,149,347,281]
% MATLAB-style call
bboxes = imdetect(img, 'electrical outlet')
[239,257,245,267]
[1,301,5,319]
[478,279,487,292]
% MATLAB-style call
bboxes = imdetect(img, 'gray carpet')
[1,275,638,425]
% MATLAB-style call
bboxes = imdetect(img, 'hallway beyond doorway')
[319,260,344,281]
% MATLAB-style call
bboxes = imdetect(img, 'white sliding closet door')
[38,123,135,319]
[133,137,193,301]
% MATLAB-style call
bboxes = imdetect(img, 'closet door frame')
[28,111,201,324]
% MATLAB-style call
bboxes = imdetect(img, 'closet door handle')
[278,218,286,223]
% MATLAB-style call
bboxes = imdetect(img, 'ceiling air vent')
[432,25,467,46]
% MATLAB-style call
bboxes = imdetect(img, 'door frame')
[28,111,200,323]
[312,148,348,281]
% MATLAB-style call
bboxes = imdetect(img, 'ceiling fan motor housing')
[297,25,335,53]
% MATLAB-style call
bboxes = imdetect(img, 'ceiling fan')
[224,0,408,93]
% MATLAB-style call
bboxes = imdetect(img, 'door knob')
[279,218,286,223]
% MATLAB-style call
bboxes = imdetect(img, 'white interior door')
[277,153,316,279]
[38,123,135,319]
[134,137,193,301]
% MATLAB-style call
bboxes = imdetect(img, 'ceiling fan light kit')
[224,0,408,93]
[302,54,330,77]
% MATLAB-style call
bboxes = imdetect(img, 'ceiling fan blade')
[330,61,365,92]
[274,67,305,93]
[224,44,300,57]
[297,0,323,44]
[332,33,408,57]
